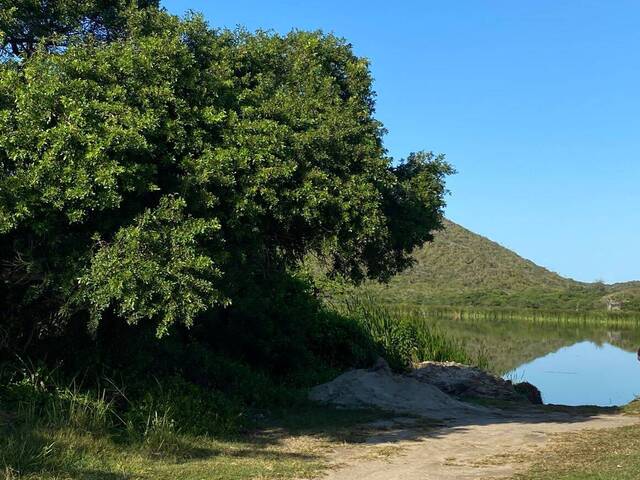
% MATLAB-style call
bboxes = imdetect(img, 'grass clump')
[1,362,120,434]
[339,297,488,371]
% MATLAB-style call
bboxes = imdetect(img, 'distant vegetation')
[356,220,640,312]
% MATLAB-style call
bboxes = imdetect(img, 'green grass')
[0,367,396,480]
[336,297,489,371]
[0,408,395,480]
[1,422,328,480]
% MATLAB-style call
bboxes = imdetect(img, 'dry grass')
[355,445,407,462]
[512,426,640,480]
[513,401,640,480]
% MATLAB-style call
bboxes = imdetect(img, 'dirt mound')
[309,360,489,419]
[410,361,542,404]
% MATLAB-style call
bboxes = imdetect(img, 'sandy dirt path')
[320,409,638,480]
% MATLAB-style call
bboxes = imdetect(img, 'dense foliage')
[0,0,159,58]
[0,2,453,349]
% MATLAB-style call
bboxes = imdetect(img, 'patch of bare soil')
[319,410,637,480]
[309,361,639,479]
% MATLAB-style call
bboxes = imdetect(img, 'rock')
[369,356,391,374]
[410,361,541,404]
[514,381,543,405]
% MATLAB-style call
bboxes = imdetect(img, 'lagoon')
[423,313,640,407]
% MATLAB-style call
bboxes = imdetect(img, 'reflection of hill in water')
[427,316,640,375]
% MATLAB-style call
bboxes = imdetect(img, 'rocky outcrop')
[410,361,542,404]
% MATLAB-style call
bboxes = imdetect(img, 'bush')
[0,3,452,347]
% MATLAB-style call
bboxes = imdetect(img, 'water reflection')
[423,314,640,406]
[505,341,640,406]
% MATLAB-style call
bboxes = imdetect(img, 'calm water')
[426,314,640,406]
[505,341,640,406]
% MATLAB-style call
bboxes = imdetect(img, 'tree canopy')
[0,0,159,57]
[0,2,453,340]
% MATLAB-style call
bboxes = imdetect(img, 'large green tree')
[0,2,453,342]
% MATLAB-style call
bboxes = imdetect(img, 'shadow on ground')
[258,401,624,447]
[1,401,629,480]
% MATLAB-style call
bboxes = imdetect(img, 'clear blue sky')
[163,0,640,283]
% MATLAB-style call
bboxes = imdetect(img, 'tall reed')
[381,303,640,327]
[338,296,488,371]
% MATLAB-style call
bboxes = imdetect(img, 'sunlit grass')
[0,360,401,480]
[512,400,640,480]
[337,297,488,371]
[0,396,387,480]
[514,424,640,480]
[1,425,328,480]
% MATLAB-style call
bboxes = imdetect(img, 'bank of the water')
[374,306,640,407]
[381,303,640,326]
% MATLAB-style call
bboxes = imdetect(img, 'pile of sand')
[309,360,489,419]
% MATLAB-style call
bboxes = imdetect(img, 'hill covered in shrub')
[362,219,640,312]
